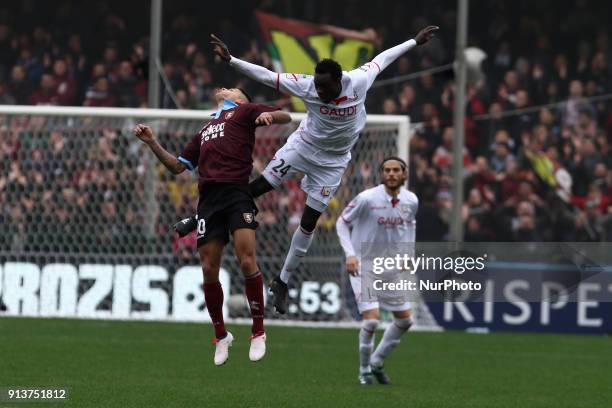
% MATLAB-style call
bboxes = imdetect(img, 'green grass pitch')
[0,317,610,408]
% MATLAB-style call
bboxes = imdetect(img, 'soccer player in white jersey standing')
[174,26,436,314]
[336,157,418,385]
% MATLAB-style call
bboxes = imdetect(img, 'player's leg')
[359,308,380,385]
[279,204,321,283]
[258,136,317,313]
[232,227,267,362]
[199,238,225,339]
[370,308,413,384]
[198,236,234,366]
[232,228,262,334]
[270,160,345,313]
[277,158,345,286]
[349,273,379,385]
[196,194,234,365]
[270,158,347,313]
[269,204,321,314]
[226,189,267,361]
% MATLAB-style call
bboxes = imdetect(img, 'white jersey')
[274,69,369,154]
[229,39,417,155]
[337,184,418,258]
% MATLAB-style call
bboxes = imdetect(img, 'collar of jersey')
[211,99,239,119]
[381,184,402,203]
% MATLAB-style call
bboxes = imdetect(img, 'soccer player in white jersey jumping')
[175,26,437,314]
[336,157,418,385]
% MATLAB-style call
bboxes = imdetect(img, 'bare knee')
[362,309,380,320]
[198,240,224,283]
[238,252,258,277]
[202,259,221,283]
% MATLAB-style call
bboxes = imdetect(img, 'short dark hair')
[380,156,407,171]
[315,59,342,81]
[237,87,252,103]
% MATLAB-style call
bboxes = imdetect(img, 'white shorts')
[262,132,349,212]
[349,274,411,314]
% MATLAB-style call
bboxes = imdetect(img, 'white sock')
[371,317,412,367]
[359,319,379,374]
[279,227,314,283]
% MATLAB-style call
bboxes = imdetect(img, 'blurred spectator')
[84,77,115,106]
[382,97,398,114]
[0,80,16,104]
[7,65,30,104]
[561,80,594,127]
[512,201,541,241]
[114,60,141,107]
[52,58,77,105]
[28,73,58,105]
[490,141,514,172]
[397,84,418,118]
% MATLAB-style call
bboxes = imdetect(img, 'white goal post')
[0,105,440,331]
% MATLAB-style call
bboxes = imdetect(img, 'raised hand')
[133,124,154,144]
[210,34,231,62]
[415,26,439,45]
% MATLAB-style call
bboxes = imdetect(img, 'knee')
[300,208,321,232]
[363,309,380,321]
[361,319,379,333]
[238,252,257,276]
[202,260,220,283]
[393,316,413,331]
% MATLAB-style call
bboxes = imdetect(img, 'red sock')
[203,281,226,340]
[245,272,265,336]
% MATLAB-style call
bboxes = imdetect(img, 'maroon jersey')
[178,103,279,191]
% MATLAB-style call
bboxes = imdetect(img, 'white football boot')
[249,333,267,362]
[213,331,234,366]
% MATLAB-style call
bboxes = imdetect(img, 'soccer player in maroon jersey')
[133,87,291,365]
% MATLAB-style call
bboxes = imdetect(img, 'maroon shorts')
[196,182,258,247]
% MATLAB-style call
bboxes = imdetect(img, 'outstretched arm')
[211,34,309,97]
[211,34,278,89]
[360,26,439,88]
[231,57,279,89]
[373,25,439,71]
[133,124,186,174]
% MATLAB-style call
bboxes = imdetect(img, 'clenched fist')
[133,124,154,144]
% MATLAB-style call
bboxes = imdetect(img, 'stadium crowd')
[1,0,611,257]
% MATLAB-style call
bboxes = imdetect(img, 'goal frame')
[0,105,410,168]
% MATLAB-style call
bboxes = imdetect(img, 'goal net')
[0,105,439,330]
